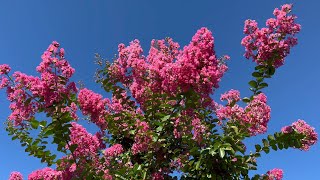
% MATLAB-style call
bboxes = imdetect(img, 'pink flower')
[0,76,9,89]
[60,48,65,58]
[223,55,231,60]
[266,168,283,180]
[0,64,11,75]
[132,120,152,154]
[216,93,270,136]
[28,168,62,180]
[243,20,258,34]
[104,144,124,157]
[220,89,240,105]
[68,122,101,158]
[216,104,245,121]
[191,117,206,143]
[9,171,23,180]
[281,125,293,133]
[245,93,271,135]
[282,119,318,151]
[78,88,109,129]
[163,27,227,97]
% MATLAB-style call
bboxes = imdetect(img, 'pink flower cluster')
[58,123,110,179]
[9,171,23,180]
[216,91,271,135]
[28,168,62,180]
[109,28,228,108]
[68,122,101,158]
[132,119,152,154]
[241,4,300,68]
[191,117,206,143]
[55,156,77,179]
[172,110,192,139]
[104,144,124,157]
[5,72,40,125]
[62,102,78,120]
[245,93,271,135]
[36,41,75,78]
[78,88,109,129]
[220,89,240,105]
[281,119,318,151]
[266,168,283,180]
[163,28,227,96]
[108,90,137,114]
[0,75,9,88]
[0,64,11,75]
[0,41,78,126]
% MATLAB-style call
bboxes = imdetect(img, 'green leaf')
[69,144,78,152]
[161,115,171,122]
[241,169,248,176]
[12,136,18,140]
[256,77,264,83]
[213,142,221,151]
[143,171,147,180]
[152,136,158,142]
[252,174,261,180]
[259,83,268,88]
[195,160,201,170]
[242,97,251,103]
[263,147,270,154]
[219,148,225,158]
[255,65,265,71]
[229,126,239,134]
[267,135,275,141]
[156,126,163,132]
[188,160,194,166]
[248,80,258,88]
[209,148,216,156]
[278,143,283,150]
[39,121,47,128]
[271,144,278,151]
[262,139,269,147]
[44,129,54,136]
[267,66,275,76]
[254,152,261,158]
[252,72,262,78]
[255,144,261,152]
[31,120,39,129]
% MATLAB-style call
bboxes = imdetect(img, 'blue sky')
[1,0,319,179]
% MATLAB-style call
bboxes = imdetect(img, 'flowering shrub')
[2,4,317,180]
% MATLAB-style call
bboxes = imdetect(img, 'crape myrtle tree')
[2,4,317,180]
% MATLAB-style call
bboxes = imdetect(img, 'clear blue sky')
[0,0,319,179]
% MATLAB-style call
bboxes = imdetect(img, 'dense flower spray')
[1,41,77,126]
[241,4,300,68]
